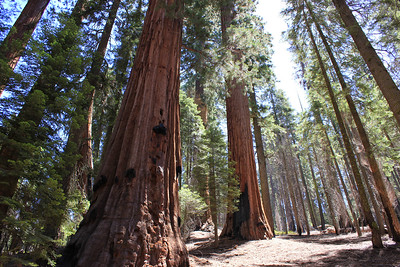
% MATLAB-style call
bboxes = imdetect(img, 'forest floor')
[187,230,400,266]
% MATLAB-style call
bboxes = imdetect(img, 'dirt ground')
[187,231,400,266]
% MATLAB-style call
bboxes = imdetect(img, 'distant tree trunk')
[294,147,317,229]
[278,162,296,232]
[281,145,303,236]
[0,0,51,95]
[209,147,219,245]
[65,0,121,198]
[58,0,189,265]
[308,1,400,240]
[304,9,383,247]
[194,68,213,228]
[250,90,275,235]
[307,152,325,229]
[219,0,272,240]
[331,0,400,127]
[292,156,310,235]
[312,146,340,235]
[318,113,359,233]
[346,120,388,235]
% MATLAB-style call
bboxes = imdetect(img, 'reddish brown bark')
[219,0,272,241]
[220,78,273,239]
[58,0,188,265]
[0,0,50,95]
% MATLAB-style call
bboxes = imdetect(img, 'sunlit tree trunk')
[0,0,50,95]
[219,0,272,240]
[44,0,121,241]
[308,0,400,241]
[303,7,383,247]
[331,0,400,127]
[57,0,189,265]
[312,145,340,235]
[296,150,318,229]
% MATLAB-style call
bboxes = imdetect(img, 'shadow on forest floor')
[188,231,400,266]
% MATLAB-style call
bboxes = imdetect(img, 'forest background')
[0,0,399,266]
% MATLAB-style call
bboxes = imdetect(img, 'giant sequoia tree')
[219,0,273,240]
[58,0,189,265]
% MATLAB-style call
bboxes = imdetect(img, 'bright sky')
[256,0,308,112]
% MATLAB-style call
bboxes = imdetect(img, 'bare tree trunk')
[281,145,303,236]
[296,149,318,229]
[307,152,325,230]
[312,146,340,235]
[0,0,50,95]
[308,0,400,240]
[58,0,189,265]
[331,0,400,127]
[303,7,383,247]
[250,90,275,235]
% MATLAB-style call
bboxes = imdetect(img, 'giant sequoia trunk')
[57,0,189,265]
[0,0,50,95]
[220,78,273,239]
[331,0,400,127]
[219,0,272,240]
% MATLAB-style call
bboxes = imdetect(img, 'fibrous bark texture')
[220,80,273,240]
[219,0,272,241]
[58,0,188,265]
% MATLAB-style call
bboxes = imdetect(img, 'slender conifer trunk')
[331,0,400,127]
[250,90,275,235]
[307,0,400,241]
[303,6,383,246]
[0,0,51,95]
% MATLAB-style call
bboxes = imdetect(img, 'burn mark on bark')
[153,123,167,135]
[93,175,107,192]
[125,168,136,181]
[160,108,164,116]
[233,185,250,238]
[178,216,181,227]
[176,165,182,175]
[114,176,119,184]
